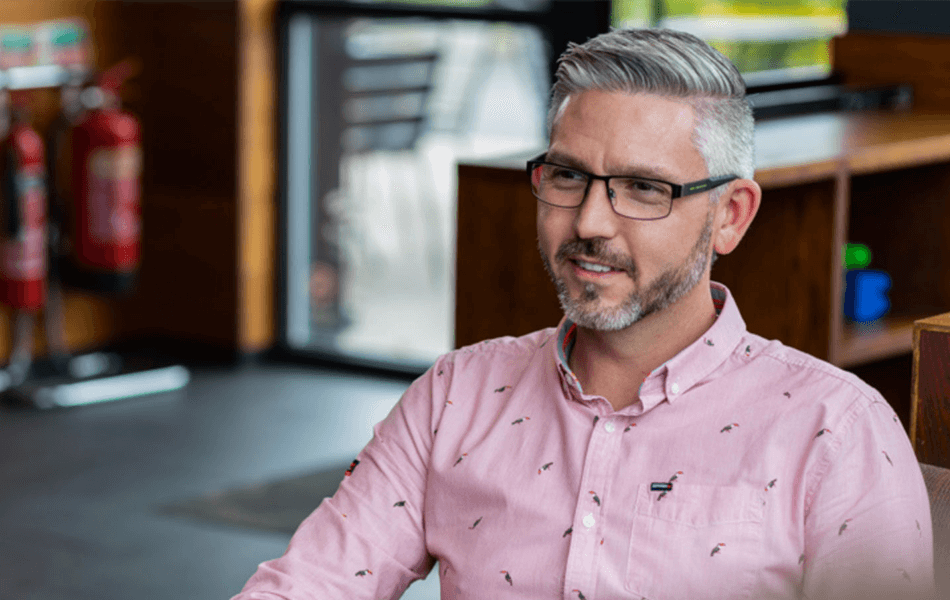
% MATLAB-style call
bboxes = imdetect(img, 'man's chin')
[559,295,644,332]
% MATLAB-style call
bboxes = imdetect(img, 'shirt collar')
[554,282,746,411]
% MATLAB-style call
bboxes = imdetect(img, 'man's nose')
[574,178,620,240]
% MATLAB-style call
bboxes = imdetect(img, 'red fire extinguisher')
[67,60,141,292]
[0,92,47,312]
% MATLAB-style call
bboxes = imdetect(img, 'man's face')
[537,89,716,331]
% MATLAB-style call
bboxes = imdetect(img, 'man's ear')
[713,178,761,256]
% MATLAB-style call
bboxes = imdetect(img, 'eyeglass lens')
[530,164,673,220]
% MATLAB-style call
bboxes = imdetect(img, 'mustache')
[554,238,636,274]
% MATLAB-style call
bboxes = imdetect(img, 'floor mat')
[158,462,348,535]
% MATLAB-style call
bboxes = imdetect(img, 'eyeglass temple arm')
[677,174,739,198]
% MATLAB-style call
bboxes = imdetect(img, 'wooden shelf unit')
[456,109,950,379]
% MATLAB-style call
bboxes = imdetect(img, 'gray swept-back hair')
[548,28,755,186]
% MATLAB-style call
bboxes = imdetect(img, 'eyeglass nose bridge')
[580,174,618,209]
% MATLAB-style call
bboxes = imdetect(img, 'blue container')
[844,269,892,322]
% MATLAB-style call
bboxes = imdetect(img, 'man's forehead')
[548,90,701,179]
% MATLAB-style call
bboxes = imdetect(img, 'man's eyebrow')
[545,150,678,182]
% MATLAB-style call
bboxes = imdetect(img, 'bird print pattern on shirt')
[839,519,853,535]
[327,323,934,599]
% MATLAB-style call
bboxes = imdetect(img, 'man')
[234,29,934,600]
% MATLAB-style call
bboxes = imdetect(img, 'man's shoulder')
[746,333,885,411]
[443,328,559,364]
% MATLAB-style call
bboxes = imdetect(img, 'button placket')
[563,412,624,596]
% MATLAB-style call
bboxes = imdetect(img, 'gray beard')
[539,210,714,331]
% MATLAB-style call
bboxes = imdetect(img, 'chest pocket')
[625,483,764,600]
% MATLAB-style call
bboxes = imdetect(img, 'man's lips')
[569,257,626,275]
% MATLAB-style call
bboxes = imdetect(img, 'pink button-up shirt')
[235,283,934,600]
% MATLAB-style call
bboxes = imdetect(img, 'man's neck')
[568,281,718,412]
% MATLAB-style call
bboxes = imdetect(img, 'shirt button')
[604,421,615,433]
[583,513,595,528]
[670,382,680,394]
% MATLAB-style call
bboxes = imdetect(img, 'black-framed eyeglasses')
[526,153,739,221]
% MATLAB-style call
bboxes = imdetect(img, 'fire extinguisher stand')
[0,63,190,409]
[0,89,50,394]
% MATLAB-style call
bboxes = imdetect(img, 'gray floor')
[0,361,442,600]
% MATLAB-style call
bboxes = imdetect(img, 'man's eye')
[622,178,664,194]
[550,167,585,182]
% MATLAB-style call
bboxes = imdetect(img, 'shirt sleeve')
[230,359,448,600]
[801,392,936,600]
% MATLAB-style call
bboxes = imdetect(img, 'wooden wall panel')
[237,0,277,353]
[455,164,562,348]
[712,179,839,361]
[106,1,242,348]
[912,313,950,466]
[833,32,950,110]
[849,161,950,319]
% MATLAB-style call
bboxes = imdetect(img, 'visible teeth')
[577,260,613,273]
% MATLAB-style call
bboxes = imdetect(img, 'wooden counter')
[457,109,950,376]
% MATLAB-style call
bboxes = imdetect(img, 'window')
[613,0,847,81]
[279,3,552,372]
